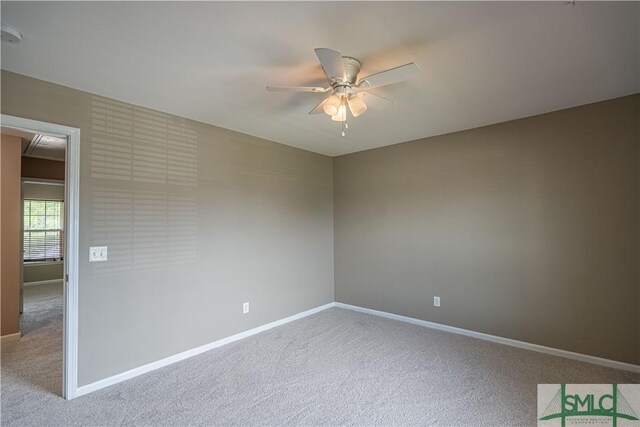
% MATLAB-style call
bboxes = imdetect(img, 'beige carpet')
[1,283,638,426]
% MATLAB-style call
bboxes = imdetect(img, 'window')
[23,199,64,262]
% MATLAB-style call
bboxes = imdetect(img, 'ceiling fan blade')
[308,95,332,115]
[314,48,346,83]
[266,85,330,93]
[356,62,419,89]
[360,92,393,109]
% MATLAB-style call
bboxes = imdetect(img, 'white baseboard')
[335,302,640,374]
[1,332,21,343]
[73,300,639,398]
[23,279,63,287]
[76,302,336,397]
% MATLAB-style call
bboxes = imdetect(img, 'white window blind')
[23,199,64,262]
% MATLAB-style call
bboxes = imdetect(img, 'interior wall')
[23,181,64,200]
[1,70,334,385]
[23,264,63,284]
[1,134,22,336]
[334,94,640,365]
[21,157,65,180]
[22,182,65,284]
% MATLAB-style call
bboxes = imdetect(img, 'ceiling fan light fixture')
[331,104,347,121]
[322,94,341,116]
[266,47,419,135]
[348,95,368,118]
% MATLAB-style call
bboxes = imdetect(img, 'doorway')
[0,115,80,399]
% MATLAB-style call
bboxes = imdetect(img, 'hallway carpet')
[1,284,638,426]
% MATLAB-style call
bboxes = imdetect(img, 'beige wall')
[334,95,640,365]
[1,134,22,336]
[22,157,65,180]
[24,263,63,284]
[23,182,64,201]
[1,71,334,385]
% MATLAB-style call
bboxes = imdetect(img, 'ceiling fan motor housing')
[339,57,362,85]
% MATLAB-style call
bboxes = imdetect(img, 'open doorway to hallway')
[1,116,80,399]
[1,128,67,396]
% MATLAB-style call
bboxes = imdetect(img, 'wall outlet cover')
[434,296,441,307]
[243,302,250,314]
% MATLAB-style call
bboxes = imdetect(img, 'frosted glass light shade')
[331,104,347,121]
[322,95,341,116]
[348,95,368,117]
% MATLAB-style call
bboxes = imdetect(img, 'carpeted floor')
[1,283,638,426]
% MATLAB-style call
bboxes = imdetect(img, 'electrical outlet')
[433,296,441,307]
[243,302,249,314]
[89,246,108,262]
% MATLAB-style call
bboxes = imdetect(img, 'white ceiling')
[22,134,67,161]
[2,127,66,161]
[1,2,638,156]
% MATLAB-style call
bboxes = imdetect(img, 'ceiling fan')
[267,48,419,136]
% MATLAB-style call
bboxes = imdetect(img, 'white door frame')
[1,114,80,399]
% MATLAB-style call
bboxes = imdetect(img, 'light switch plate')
[89,246,108,262]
